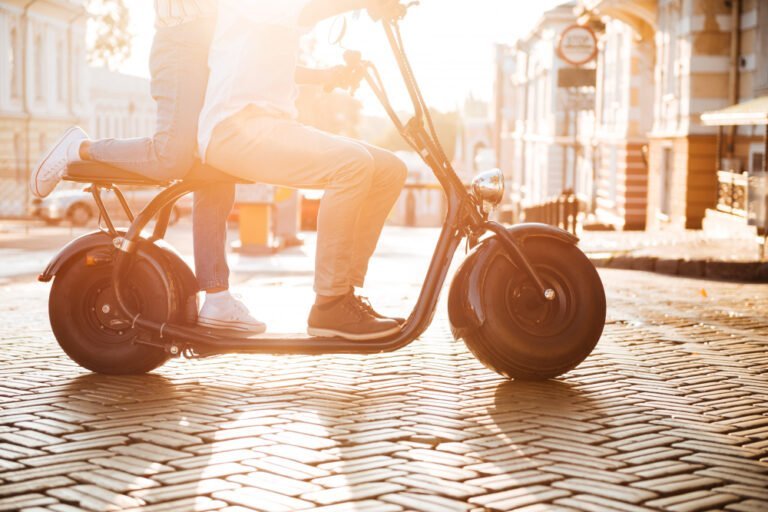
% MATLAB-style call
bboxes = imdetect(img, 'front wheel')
[463,238,606,380]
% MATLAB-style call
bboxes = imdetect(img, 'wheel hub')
[505,266,575,338]
[93,287,131,331]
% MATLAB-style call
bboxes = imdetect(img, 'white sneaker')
[30,126,87,198]
[198,292,267,336]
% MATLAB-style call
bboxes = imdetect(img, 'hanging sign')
[557,25,598,67]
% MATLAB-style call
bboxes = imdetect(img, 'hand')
[366,0,407,22]
[324,64,365,93]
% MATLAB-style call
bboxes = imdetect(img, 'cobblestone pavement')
[0,230,767,511]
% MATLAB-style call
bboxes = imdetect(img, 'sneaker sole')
[307,325,402,341]
[198,318,267,335]
[31,126,82,198]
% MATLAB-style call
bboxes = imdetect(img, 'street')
[0,225,767,511]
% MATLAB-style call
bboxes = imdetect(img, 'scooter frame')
[41,15,569,360]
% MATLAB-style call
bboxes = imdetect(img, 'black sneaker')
[308,293,401,341]
[355,296,406,326]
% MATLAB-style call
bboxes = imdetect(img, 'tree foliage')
[86,0,131,69]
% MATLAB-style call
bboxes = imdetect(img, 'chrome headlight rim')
[471,168,505,213]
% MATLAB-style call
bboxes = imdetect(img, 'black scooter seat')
[64,160,252,186]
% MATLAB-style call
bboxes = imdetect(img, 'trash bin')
[232,184,276,255]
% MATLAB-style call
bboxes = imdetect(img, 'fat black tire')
[464,238,606,380]
[49,253,174,375]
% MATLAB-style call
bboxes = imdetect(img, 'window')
[57,39,66,103]
[660,147,674,217]
[34,33,44,102]
[9,25,20,100]
[750,147,764,175]
[755,1,768,95]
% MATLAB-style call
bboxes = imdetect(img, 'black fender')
[448,223,578,340]
[39,230,198,322]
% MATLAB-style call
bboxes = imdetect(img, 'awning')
[701,96,768,126]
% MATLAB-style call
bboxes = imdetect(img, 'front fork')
[480,221,557,303]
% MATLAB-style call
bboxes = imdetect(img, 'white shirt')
[155,0,217,28]
[197,0,312,160]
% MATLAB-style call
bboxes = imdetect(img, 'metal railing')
[716,170,748,217]
[522,190,584,235]
[0,158,31,218]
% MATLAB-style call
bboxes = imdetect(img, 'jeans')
[87,19,233,291]
[206,107,408,296]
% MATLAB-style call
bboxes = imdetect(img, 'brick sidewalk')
[0,244,767,510]
[579,231,768,282]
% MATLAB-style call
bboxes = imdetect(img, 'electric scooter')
[39,4,606,380]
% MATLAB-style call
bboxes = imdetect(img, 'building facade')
[583,1,656,230]
[582,0,767,232]
[0,0,156,217]
[0,0,88,216]
[495,2,597,222]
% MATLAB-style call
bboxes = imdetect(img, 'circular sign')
[557,25,598,67]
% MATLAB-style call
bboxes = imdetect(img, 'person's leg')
[84,21,210,181]
[205,112,400,340]
[193,182,236,292]
[347,143,408,289]
[207,114,375,297]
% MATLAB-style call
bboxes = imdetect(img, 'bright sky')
[120,0,564,114]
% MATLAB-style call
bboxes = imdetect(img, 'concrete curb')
[589,254,768,283]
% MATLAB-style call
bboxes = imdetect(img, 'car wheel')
[68,203,93,227]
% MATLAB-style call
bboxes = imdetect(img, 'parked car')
[30,185,192,227]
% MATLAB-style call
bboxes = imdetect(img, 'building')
[580,1,656,230]
[88,66,154,142]
[453,96,494,184]
[0,0,156,217]
[495,2,597,222]
[579,0,767,236]
[0,0,88,216]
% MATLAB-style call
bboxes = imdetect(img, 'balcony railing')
[717,170,748,217]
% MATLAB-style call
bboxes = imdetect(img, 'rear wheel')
[463,238,606,380]
[49,253,175,374]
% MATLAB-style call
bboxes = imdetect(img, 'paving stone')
[466,470,563,491]
[312,468,407,488]
[130,478,239,504]
[154,463,252,485]
[469,485,571,510]
[69,469,160,493]
[48,484,146,510]
[0,493,58,511]
[228,472,323,496]
[555,494,657,512]
[312,499,403,512]
[553,478,657,504]
[90,456,174,476]
[0,462,97,483]
[121,496,228,512]
[2,264,768,511]
[0,476,74,497]
[301,482,405,505]
[382,491,473,512]
[646,490,740,511]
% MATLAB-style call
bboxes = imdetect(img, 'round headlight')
[471,168,505,213]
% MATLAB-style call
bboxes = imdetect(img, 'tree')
[86,0,131,69]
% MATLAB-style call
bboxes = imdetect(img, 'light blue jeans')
[87,18,233,291]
